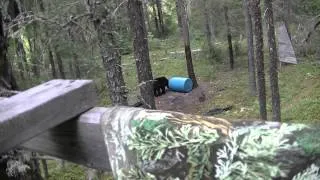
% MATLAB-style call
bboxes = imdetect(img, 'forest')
[0,0,319,179]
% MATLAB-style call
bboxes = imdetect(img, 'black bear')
[153,77,169,97]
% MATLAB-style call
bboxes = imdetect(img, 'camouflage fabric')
[100,106,231,179]
[100,107,320,179]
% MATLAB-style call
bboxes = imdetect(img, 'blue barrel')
[169,77,193,93]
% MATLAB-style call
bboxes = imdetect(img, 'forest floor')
[119,37,320,123]
[47,37,320,179]
[155,82,211,114]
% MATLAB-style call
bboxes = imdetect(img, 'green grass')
[200,59,320,123]
[46,161,86,180]
[279,64,320,122]
[46,160,113,180]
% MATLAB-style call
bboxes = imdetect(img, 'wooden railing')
[0,80,111,170]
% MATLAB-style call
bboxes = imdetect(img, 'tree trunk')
[95,23,128,106]
[283,0,291,40]
[0,6,18,90]
[15,39,26,81]
[38,0,57,79]
[31,152,43,180]
[68,60,74,78]
[151,1,160,36]
[84,0,128,106]
[41,158,49,179]
[251,0,267,120]
[127,0,156,109]
[72,52,81,79]
[203,0,214,53]
[143,0,151,32]
[224,6,234,70]
[48,46,57,78]
[155,0,165,36]
[94,7,128,105]
[264,0,281,122]
[175,0,198,88]
[243,0,257,96]
[54,48,66,79]
[29,32,40,78]
[16,38,29,80]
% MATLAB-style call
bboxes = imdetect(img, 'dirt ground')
[155,82,213,114]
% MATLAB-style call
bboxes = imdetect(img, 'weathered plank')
[0,79,98,153]
[22,107,111,170]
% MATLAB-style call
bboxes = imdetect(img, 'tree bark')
[69,33,81,79]
[38,0,57,79]
[264,0,281,122]
[72,52,81,79]
[48,46,57,78]
[203,0,214,53]
[243,0,257,96]
[0,5,18,90]
[41,158,49,179]
[224,6,234,70]
[54,48,66,79]
[155,0,165,36]
[85,0,129,106]
[68,60,74,78]
[283,0,291,40]
[16,38,29,80]
[251,0,267,120]
[15,39,26,81]
[142,0,151,32]
[151,1,160,36]
[175,0,198,88]
[29,30,40,78]
[127,0,156,109]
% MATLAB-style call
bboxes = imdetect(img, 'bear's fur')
[153,77,169,97]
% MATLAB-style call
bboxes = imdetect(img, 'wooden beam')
[22,107,111,171]
[0,79,98,153]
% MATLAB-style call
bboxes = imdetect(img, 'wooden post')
[22,107,111,170]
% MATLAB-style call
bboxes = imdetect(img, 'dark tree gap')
[224,6,234,70]
[54,48,66,79]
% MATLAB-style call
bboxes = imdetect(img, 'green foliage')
[295,0,320,16]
